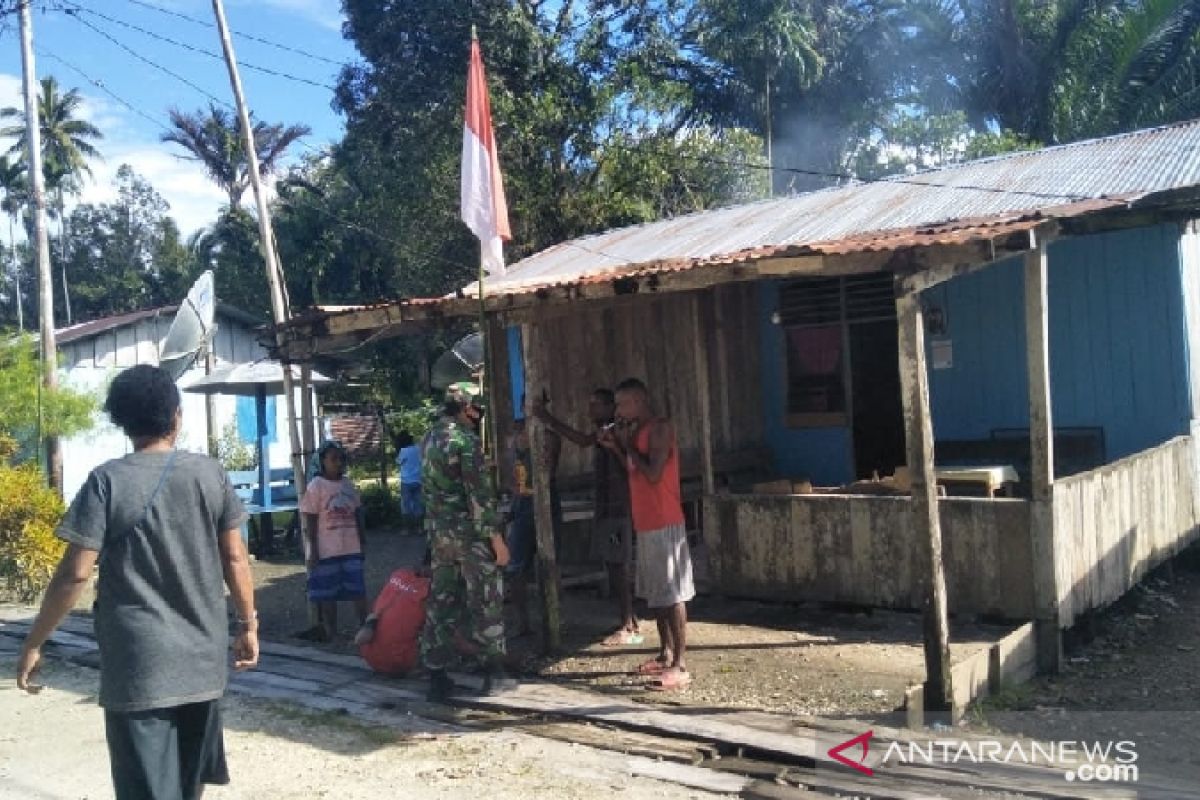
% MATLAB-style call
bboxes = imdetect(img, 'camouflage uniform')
[419,386,505,672]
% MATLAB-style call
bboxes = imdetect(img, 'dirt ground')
[0,652,734,800]
[967,554,1200,785]
[251,525,1013,719]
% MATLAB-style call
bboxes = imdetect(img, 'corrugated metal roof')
[478,118,1200,295]
[57,302,264,345]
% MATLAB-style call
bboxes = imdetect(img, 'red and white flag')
[461,37,511,276]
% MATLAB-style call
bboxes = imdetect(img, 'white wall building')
[56,304,313,503]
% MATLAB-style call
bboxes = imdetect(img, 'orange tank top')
[627,420,686,533]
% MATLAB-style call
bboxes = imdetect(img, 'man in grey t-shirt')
[17,365,258,800]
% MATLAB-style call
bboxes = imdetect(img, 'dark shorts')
[308,553,366,601]
[590,517,634,565]
[505,495,536,575]
[105,699,229,800]
[399,483,424,517]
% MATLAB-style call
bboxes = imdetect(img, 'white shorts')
[634,523,695,609]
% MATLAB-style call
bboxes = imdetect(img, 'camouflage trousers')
[420,530,506,671]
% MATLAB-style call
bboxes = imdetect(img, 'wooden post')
[18,1,62,493]
[692,293,715,496]
[205,346,219,458]
[485,315,512,483]
[520,322,561,653]
[1025,242,1062,673]
[210,0,306,499]
[300,365,316,478]
[895,291,953,713]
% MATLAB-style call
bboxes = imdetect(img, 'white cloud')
[0,72,227,236]
[80,148,228,236]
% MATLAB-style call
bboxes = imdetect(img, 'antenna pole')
[210,0,306,502]
[19,1,61,493]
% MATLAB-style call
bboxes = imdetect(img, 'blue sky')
[0,0,358,234]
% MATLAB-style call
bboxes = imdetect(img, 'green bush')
[0,435,66,601]
[358,481,400,529]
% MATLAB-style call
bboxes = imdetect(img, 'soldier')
[420,381,510,701]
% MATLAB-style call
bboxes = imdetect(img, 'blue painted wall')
[759,224,1193,479]
[507,326,526,419]
[927,223,1191,460]
[758,281,855,485]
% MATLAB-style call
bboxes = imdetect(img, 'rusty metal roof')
[476,118,1200,295]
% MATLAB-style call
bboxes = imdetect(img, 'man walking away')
[16,364,258,800]
[420,382,510,701]
[534,388,640,645]
[599,378,694,691]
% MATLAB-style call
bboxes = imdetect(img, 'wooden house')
[274,119,1200,688]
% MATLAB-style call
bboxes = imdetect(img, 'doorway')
[849,319,906,479]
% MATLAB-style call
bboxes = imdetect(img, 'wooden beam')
[692,292,715,496]
[520,322,562,653]
[895,290,954,713]
[893,228,1045,294]
[1024,241,1062,673]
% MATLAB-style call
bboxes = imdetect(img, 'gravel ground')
[0,653,734,800]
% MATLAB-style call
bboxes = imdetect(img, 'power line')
[119,0,345,67]
[64,8,232,109]
[38,48,173,135]
[58,2,338,92]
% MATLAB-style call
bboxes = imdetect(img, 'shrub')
[216,419,256,471]
[359,481,400,529]
[0,452,66,601]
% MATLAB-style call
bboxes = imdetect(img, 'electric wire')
[118,0,345,67]
[59,2,338,92]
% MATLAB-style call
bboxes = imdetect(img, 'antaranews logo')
[826,732,1138,785]
[827,731,875,776]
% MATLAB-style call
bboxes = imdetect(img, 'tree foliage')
[57,165,197,321]
[0,335,95,442]
[162,104,311,208]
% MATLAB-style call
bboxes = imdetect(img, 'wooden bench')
[229,467,300,555]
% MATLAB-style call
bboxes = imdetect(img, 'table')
[933,465,1020,498]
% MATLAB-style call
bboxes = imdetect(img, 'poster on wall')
[931,339,953,370]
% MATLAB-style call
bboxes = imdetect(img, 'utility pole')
[18,0,61,492]
[210,0,306,500]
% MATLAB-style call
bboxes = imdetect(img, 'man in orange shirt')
[599,378,694,691]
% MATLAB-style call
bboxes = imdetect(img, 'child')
[300,440,367,641]
[394,431,423,535]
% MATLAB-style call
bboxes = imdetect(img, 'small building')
[275,119,1200,677]
[56,304,300,503]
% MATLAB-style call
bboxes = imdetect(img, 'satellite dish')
[431,332,485,390]
[160,270,217,380]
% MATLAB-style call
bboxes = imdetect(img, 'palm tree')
[0,156,27,331]
[0,76,104,325]
[961,0,1200,143]
[161,104,311,208]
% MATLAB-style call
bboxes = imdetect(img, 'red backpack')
[359,568,430,675]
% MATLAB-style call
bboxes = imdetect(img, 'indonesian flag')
[461,38,511,276]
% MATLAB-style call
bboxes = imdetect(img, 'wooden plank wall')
[1052,435,1199,626]
[703,494,1035,619]
[517,285,763,483]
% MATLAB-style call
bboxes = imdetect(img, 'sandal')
[635,657,668,676]
[601,629,645,647]
[648,667,692,692]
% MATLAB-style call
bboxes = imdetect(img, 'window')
[780,274,895,427]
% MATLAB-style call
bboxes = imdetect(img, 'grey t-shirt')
[58,449,247,712]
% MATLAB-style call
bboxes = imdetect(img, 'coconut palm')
[961,0,1200,143]
[0,76,104,325]
[161,104,311,208]
[0,156,27,330]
